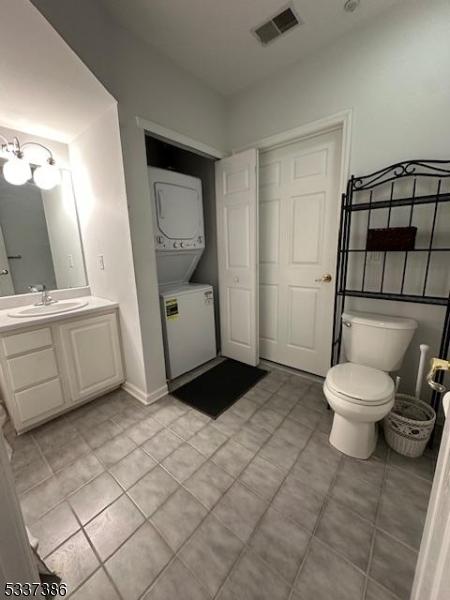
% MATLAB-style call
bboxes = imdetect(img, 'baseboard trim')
[122,381,169,405]
[259,359,324,384]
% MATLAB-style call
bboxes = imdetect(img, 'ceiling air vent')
[253,5,302,46]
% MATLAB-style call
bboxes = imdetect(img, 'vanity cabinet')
[0,309,124,433]
[59,313,124,403]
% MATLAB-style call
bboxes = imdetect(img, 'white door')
[59,313,124,403]
[411,392,450,600]
[216,149,259,366]
[259,129,342,376]
[0,225,14,296]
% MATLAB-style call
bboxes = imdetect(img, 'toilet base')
[329,413,378,460]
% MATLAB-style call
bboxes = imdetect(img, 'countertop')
[0,296,119,333]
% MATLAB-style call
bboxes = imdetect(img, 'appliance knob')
[173,242,179,248]
[180,242,185,248]
[157,235,163,244]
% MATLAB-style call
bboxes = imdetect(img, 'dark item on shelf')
[366,226,417,252]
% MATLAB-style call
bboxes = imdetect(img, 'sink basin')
[8,300,88,318]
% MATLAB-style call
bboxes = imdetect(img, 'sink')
[8,300,88,318]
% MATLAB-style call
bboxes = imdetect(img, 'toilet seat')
[325,363,394,407]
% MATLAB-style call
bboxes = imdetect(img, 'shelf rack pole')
[361,190,373,292]
[422,179,441,297]
[380,182,395,293]
[400,178,417,294]
[331,192,347,366]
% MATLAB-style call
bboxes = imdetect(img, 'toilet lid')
[327,363,394,404]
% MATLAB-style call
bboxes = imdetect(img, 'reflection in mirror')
[0,163,87,297]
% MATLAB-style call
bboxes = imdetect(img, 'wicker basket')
[383,394,436,458]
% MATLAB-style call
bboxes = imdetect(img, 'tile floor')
[10,368,438,600]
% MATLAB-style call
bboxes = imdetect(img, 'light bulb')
[3,154,32,185]
[33,160,61,190]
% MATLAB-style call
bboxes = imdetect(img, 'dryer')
[149,167,205,286]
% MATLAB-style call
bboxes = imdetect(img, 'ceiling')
[0,0,113,143]
[98,0,403,96]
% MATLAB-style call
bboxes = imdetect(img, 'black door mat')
[171,359,268,419]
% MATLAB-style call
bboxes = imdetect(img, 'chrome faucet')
[426,357,450,394]
[28,284,57,307]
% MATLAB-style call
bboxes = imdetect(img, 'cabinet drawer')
[2,328,52,357]
[7,348,59,391]
[15,378,65,423]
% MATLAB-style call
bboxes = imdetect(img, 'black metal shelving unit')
[332,160,450,424]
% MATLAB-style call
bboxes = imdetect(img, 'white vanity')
[0,297,124,433]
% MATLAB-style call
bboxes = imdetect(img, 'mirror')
[0,161,87,296]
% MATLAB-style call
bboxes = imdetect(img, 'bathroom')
[0,1,449,599]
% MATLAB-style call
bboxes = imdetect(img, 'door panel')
[287,286,318,349]
[259,129,342,376]
[59,313,124,403]
[216,149,259,366]
[225,205,250,268]
[290,193,324,264]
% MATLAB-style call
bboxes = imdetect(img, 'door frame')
[135,111,352,371]
[233,109,352,201]
[136,117,226,160]
[235,110,352,368]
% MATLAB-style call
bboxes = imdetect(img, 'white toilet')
[324,311,417,459]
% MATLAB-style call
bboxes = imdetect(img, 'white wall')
[32,0,450,398]
[32,0,227,400]
[1,0,115,144]
[31,0,227,153]
[118,113,168,401]
[69,104,159,401]
[228,1,450,170]
[228,0,450,397]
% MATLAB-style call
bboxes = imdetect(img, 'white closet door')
[259,129,342,376]
[216,149,259,366]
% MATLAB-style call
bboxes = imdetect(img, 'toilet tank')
[342,311,417,372]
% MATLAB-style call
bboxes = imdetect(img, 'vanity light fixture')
[0,135,61,189]
[33,158,61,190]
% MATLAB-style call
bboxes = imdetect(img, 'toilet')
[324,311,417,459]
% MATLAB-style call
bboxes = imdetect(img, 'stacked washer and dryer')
[149,168,216,380]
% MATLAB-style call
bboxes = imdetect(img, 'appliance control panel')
[155,234,205,250]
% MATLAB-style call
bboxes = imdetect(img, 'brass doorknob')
[315,273,332,283]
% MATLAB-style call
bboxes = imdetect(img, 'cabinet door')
[59,312,124,403]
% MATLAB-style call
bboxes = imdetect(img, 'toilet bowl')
[324,363,395,459]
[325,310,417,459]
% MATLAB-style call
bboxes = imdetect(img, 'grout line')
[13,373,428,600]
[132,377,317,599]
[362,443,389,599]
[289,453,345,599]
[213,387,319,598]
